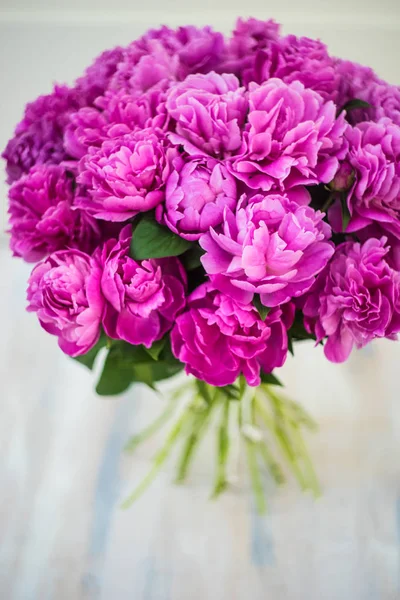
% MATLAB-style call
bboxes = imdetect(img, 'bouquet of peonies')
[4,18,400,510]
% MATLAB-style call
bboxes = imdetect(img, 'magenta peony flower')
[156,155,237,240]
[75,46,125,105]
[200,190,334,307]
[229,79,347,191]
[77,129,177,221]
[64,107,108,159]
[100,227,187,347]
[27,249,104,356]
[247,36,339,101]
[8,164,99,262]
[171,282,294,386]
[166,72,248,156]
[333,118,400,238]
[335,58,379,111]
[2,85,82,183]
[303,238,400,362]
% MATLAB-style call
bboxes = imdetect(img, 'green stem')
[175,397,216,483]
[211,398,231,498]
[124,401,178,454]
[255,391,308,491]
[257,440,286,486]
[121,407,191,509]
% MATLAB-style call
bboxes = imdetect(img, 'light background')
[1,2,400,599]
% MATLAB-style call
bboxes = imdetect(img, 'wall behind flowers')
[1,3,400,600]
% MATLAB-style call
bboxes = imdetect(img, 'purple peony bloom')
[200,190,334,307]
[303,238,400,362]
[229,79,347,192]
[75,46,125,105]
[247,36,339,101]
[64,107,108,159]
[77,129,177,221]
[2,85,82,184]
[171,282,294,386]
[166,72,248,157]
[335,59,400,125]
[332,118,400,238]
[156,155,237,240]
[27,249,104,356]
[100,227,187,347]
[8,164,99,262]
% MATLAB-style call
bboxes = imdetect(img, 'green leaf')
[252,295,270,321]
[73,331,107,370]
[130,213,192,260]
[338,98,371,116]
[340,192,351,231]
[181,245,205,271]
[95,346,134,396]
[144,337,166,361]
[260,372,283,387]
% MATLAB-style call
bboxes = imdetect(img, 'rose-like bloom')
[247,36,339,101]
[230,79,347,191]
[64,107,108,159]
[200,190,334,307]
[100,228,187,347]
[8,164,99,262]
[77,129,177,221]
[303,238,400,362]
[335,58,379,112]
[156,155,237,240]
[166,72,248,157]
[75,46,124,105]
[362,81,400,126]
[171,283,294,386]
[333,118,400,238]
[27,249,104,356]
[2,85,81,184]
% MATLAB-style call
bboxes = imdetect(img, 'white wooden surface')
[1,3,400,599]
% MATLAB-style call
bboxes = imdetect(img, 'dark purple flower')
[171,282,294,386]
[2,85,82,184]
[100,227,187,347]
[156,155,237,240]
[27,249,104,356]
[75,46,125,105]
[303,237,400,362]
[8,164,99,262]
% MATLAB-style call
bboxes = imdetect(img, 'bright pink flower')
[27,249,104,356]
[171,282,294,386]
[200,190,334,307]
[100,227,187,347]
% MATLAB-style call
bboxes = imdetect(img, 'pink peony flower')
[77,129,177,221]
[166,72,248,156]
[156,155,237,240]
[200,190,334,307]
[8,164,99,262]
[303,238,400,362]
[100,227,187,347]
[171,282,294,386]
[229,78,347,191]
[27,249,104,356]
[332,118,400,238]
